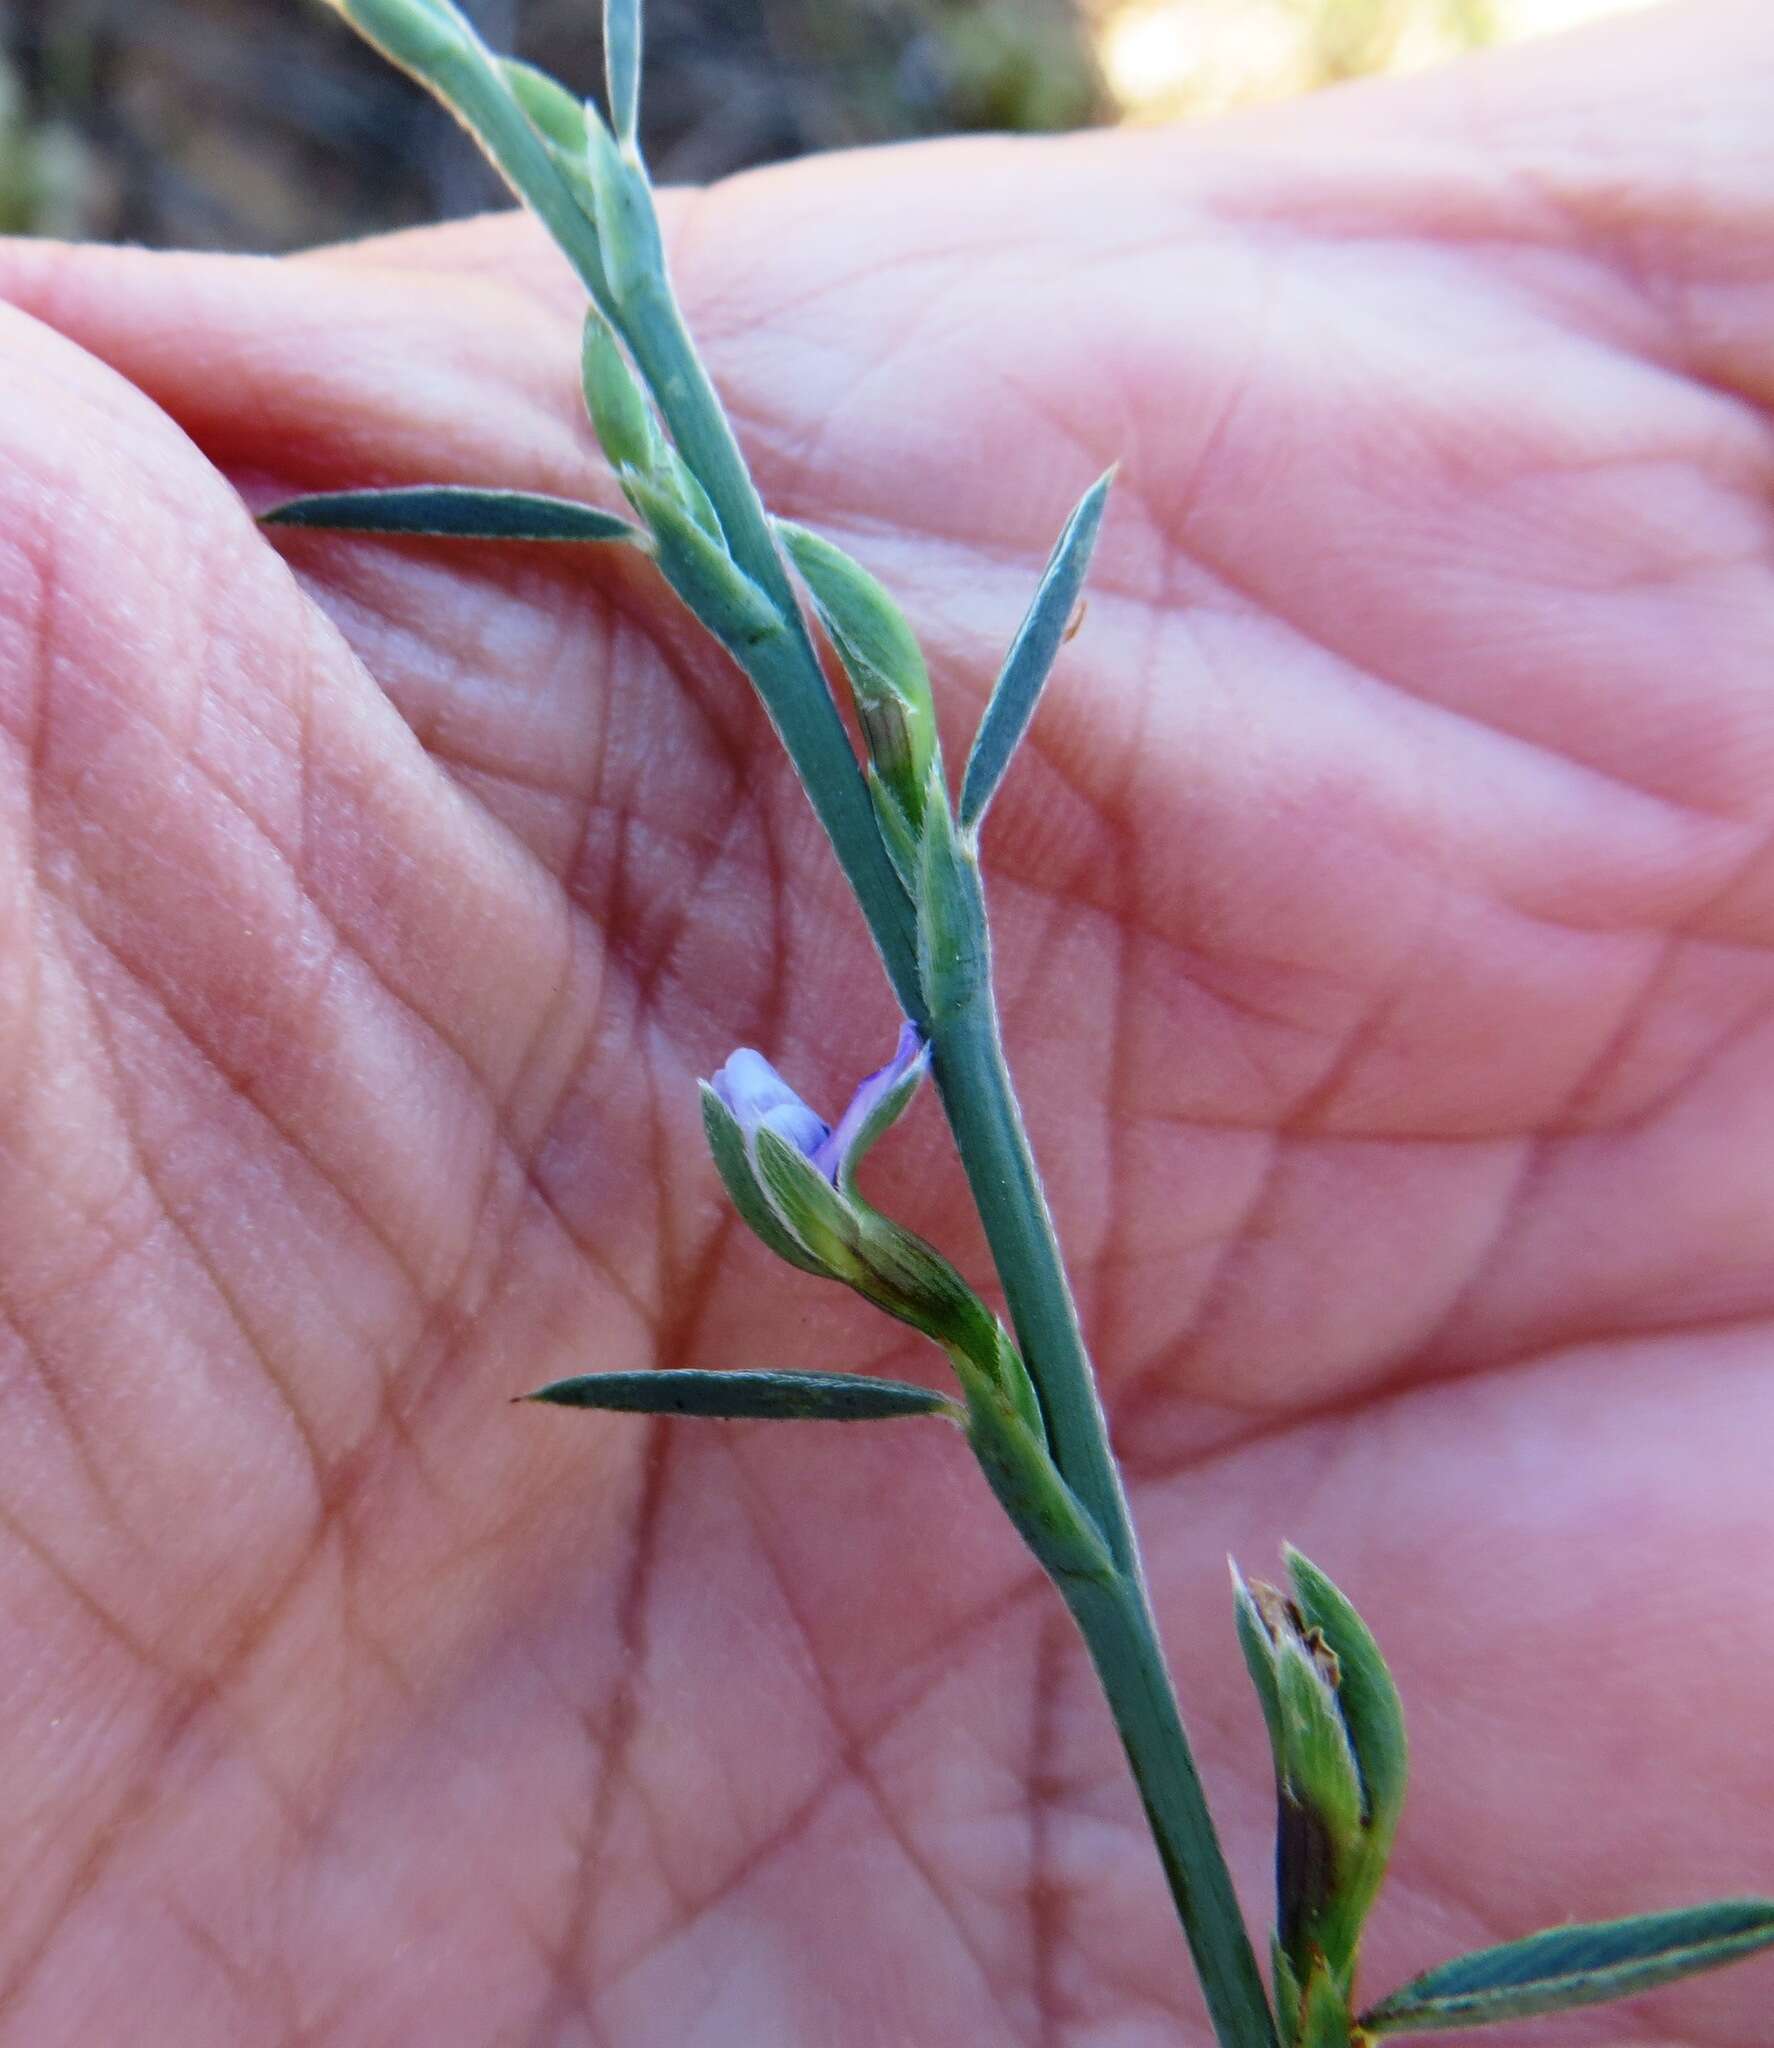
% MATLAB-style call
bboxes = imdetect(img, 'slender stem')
[617,275,923,1008]
[927,970,1135,1574]
[1065,1573,1282,2048]
[930,947,1279,2048]
[588,163,1277,2048]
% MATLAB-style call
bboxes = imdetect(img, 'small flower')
[708,1047,830,1162]
[700,1026,1042,1440]
[708,1023,928,1191]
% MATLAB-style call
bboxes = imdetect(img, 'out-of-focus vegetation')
[0,0,1651,251]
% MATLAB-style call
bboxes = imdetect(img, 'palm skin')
[1,2,1771,2040]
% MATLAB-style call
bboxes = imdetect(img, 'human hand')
[0,3,1769,2039]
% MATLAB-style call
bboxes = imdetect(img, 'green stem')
[611,213,1276,2048]
[1065,1572,1283,2048]
[927,923,1279,2048]
[616,274,923,1007]
[926,966,1135,1573]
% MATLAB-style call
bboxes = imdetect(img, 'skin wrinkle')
[1085,536,1172,1368]
[529,1050,741,2046]
[0,1570,328,2031]
[725,1454,1031,2038]
[1120,1309,1774,1511]
[35,684,449,1314]
[1600,973,1774,1142]
[1106,877,1466,1400]
[528,1418,671,2046]
[1027,1614,1067,2048]
[52,900,393,1508]
[0,1268,142,1538]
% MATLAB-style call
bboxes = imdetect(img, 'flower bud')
[1233,1552,1407,2028]
[580,310,658,477]
[701,1029,1022,1384]
[776,521,939,830]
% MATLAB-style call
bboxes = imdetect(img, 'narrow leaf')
[751,1123,864,1278]
[604,0,642,149]
[1298,1962,1355,2048]
[523,1368,960,1423]
[963,1384,1116,1591]
[261,486,638,545]
[581,310,660,477]
[1231,1565,1285,1763]
[959,468,1113,835]
[499,56,587,155]
[1360,1899,1774,2034]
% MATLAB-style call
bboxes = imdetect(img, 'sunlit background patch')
[1093,0,1661,119]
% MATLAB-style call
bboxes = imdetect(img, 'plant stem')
[926,958,1135,1573]
[606,173,1277,2048]
[1065,1572,1283,2048]
[926,894,1279,2048]
[618,274,924,1008]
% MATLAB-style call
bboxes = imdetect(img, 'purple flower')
[708,1022,927,1188]
[707,1048,830,1161]
[810,1021,926,1181]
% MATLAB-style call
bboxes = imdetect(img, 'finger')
[0,230,603,505]
[0,294,626,1588]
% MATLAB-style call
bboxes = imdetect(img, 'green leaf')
[958,468,1112,836]
[751,1123,865,1278]
[1231,1565,1285,1763]
[698,1083,827,1277]
[498,55,587,155]
[962,1382,1115,1591]
[848,1204,1004,1359]
[496,57,599,218]
[1269,1934,1303,2045]
[1273,1632,1365,1913]
[1297,1961,1354,2048]
[580,310,659,476]
[868,765,921,895]
[523,1368,960,1423]
[1359,1899,1774,2034]
[260,485,639,545]
[604,0,642,149]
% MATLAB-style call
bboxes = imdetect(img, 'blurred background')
[0,0,1657,252]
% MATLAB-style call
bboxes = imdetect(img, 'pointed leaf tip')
[605,0,642,148]
[959,468,1113,835]
[1360,1898,1774,2034]
[522,1368,961,1423]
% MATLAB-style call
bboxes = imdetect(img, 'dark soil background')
[0,0,1109,250]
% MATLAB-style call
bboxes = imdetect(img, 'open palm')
[1,4,1770,2041]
